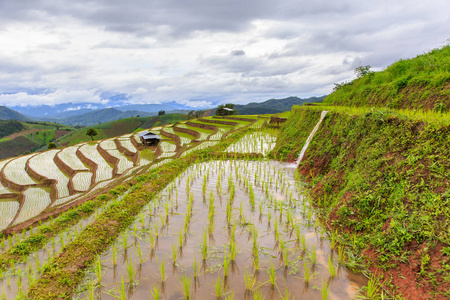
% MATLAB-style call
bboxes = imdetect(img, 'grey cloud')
[231,50,246,56]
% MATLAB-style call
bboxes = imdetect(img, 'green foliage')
[326,45,450,110]
[86,128,98,140]
[269,106,321,161]
[58,113,187,146]
[285,106,450,276]
[0,120,25,139]
[48,142,57,149]
[216,104,237,116]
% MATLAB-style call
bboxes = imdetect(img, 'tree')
[158,110,165,116]
[48,142,57,149]
[354,65,372,78]
[187,109,206,119]
[215,103,236,116]
[86,128,98,141]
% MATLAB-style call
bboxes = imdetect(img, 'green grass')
[57,113,187,146]
[325,45,450,111]
[277,105,450,298]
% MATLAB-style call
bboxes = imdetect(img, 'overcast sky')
[0,0,448,108]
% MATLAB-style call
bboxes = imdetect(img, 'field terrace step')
[155,140,177,159]
[160,127,181,150]
[12,187,51,226]
[0,200,20,231]
[177,123,210,141]
[162,126,192,147]
[173,123,201,140]
[55,145,90,176]
[77,143,114,183]
[213,115,257,122]
[1,154,40,191]
[28,149,71,199]
[197,117,238,126]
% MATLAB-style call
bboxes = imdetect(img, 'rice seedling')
[214,274,228,298]
[192,256,199,278]
[226,202,233,225]
[179,274,192,299]
[157,257,166,282]
[202,174,207,197]
[320,277,329,300]
[151,285,160,300]
[249,185,255,210]
[229,239,238,261]
[88,281,95,300]
[268,262,276,288]
[239,201,244,221]
[338,246,346,264]
[95,257,103,283]
[172,244,178,264]
[252,256,260,271]
[329,230,338,249]
[122,231,129,249]
[253,289,264,300]
[136,242,144,264]
[279,286,292,300]
[309,246,317,265]
[363,276,382,299]
[119,277,127,300]
[244,269,256,292]
[178,229,184,249]
[223,254,230,278]
[126,256,135,284]
[149,232,156,251]
[201,230,208,260]
[303,262,312,284]
[282,248,290,268]
[328,256,336,277]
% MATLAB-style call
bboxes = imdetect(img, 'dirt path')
[4,129,44,140]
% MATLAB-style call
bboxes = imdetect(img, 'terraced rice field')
[0,114,379,300]
[57,146,90,171]
[29,150,71,198]
[3,154,37,186]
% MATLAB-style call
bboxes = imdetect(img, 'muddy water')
[75,160,367,300]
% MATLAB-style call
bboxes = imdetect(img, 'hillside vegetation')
[0,121,74,160]
[325,45,450,111]
[270,46,450,299]
[57,113,187,146]
[235,96,325,115]
[0,106,30,121]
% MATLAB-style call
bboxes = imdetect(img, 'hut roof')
[142,133,160,140]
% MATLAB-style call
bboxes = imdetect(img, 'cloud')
[0,0,448,108]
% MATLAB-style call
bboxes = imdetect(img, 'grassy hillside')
[0,121,75,159]
[235,96,325,115]
[325,45,450,111]
[0,106,31,121]
[48,108,156,126]
[57,113,187,146]
[271,105,450,299]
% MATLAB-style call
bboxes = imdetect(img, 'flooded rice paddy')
[75,159,367,299]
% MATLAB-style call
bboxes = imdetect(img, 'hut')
[138,131,161,146]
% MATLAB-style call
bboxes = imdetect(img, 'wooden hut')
[138,131,161,146]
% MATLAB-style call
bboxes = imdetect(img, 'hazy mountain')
[0,106,31,121]
[44,108,160,126]
[10,101,195,118]
[234,96,326,115]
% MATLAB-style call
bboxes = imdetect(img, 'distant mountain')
[46,108,159,126]
[10,101,196,118]
[0,106,31,121]
[235,96,326,115]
